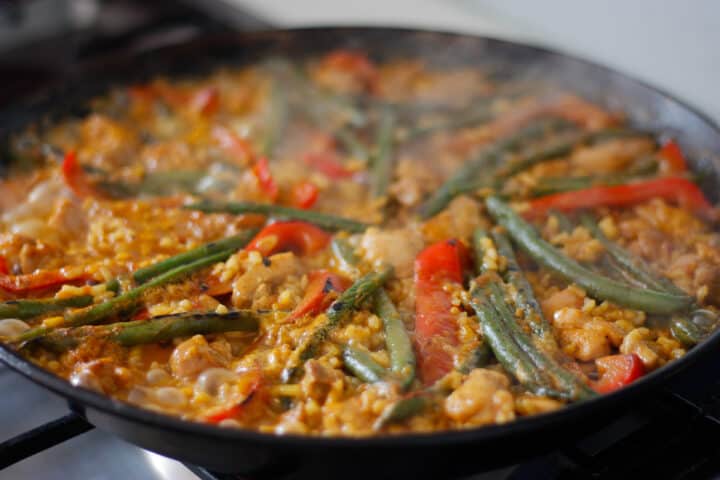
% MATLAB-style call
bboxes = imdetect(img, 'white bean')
[196,368,237,396]
[146,368,170,385]
[0,319,30,338]
[153,387,187,407]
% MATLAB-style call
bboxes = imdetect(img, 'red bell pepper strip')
[303,151,354,179]
[245,221,331,257]
[528,177,712,217]
[414,239,469,385]
[252,156,279,201]
[62,150,97,198]
[286,270,350,322]
[188,86,219,116]
[0,269,90,294]
[592,354,645,394]
[659,139,688,174]
[290,181,319,209]
[204,371,262,423]
[212,126,254,166]
[0,256,9,275]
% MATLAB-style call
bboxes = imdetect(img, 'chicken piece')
[444,368,515,426]
[558,328,611,362]
[541,286,585,321]
[422,196,487,244]
[170,335,232,380]
[620,327,661,370]
[570,138,654,175]
[515,394,564,416]
[300,360,343,404]
[360,226,424,278]
[231,252,300,307]
[69,358,131,394]
[48,197,87,238]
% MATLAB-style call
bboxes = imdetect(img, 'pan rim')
[2,25,720,449]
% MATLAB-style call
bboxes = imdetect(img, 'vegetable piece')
[213,126,254,166]
[0,256,9,275]
[592,354,645,393]
[303,150,354,179]
[16,250,236,343]
[0,269,91,294]
[331,237,360,269]
[37,310,259,352]
[659,139,688,174]
[342,345,386,383]
[245,221,331,257]
[286,270,350,321]
[0,295,94,320]
[290,181,319,209]
[414,239,468,385]
[133,230,258,284]
[373,394,430,430]
[281,266,393,383]
[61,150,96,198]
[334,127,369,163]
[186,201,370,233]
[260,78,287,158]
[579,214,688,297]
[419,117,571,218]
[486,196,693,314]
[527,177,712,217]
[369,108,396,198]
[671,310,718,347]
[374,290,416,390]
[204,371,262,423]
[252,156,279,201]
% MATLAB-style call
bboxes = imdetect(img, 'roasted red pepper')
[245,221,331,257]
[0,269,90,294]
[290,181,319,209]
[528,177,712,217]
[0,256,9,275]
[212,126,254,166]
[188,86,220,116]
[286,270,350,322]
[303,151,353,179]
[659,139,688,174]
[413,239,469,385]
[252,156,279,201]
[61,150,96,198]
[593,354,645,394]
[204,371,262,423]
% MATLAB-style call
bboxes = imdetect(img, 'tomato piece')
[252,156,279,201]
[188,86,220,116]
[204,371,262,423]
[0,269,90,294]
[287,270,351,322]
[528,177,712,217]
[212,126,255,166]
[414,239,469,385]
[659,139,688,174]
[593,354,645,394]
[61,150,96,198]
[245,221,331,257]
[303,151,353,179]
[290,181,319,209]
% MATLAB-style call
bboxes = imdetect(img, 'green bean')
[185,201,370,233]
[0,295,94,320]
[331,237,360,270]
[281,267,393,383]
[491,231,557,349]
[37,310,259,352]
[335,127,369,163]
[133,230,258,284]
[671,310,718,347]
[15,250,235,344]
[485,196,692,314]
[403,108,493,141]
[419,117,571,218]
[374,290,415,390]
[342,345,387,383]
[370,108,396,198]
[456,342,492,374]
[580,214,689,297]
[261,77,288,158]
[373,394,431,430]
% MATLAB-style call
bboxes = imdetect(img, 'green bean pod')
[342,345,387,383]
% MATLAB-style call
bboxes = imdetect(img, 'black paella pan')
[1,27,720,478]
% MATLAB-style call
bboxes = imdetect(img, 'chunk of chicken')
[300,359,343,404]
[360,226,424,278]
[421,196,487,244]
[620,327,661,370]
[444,368,515,426]
[570,138,654,175]
[170,335,232,380]
[231,252,300,307]
[69,358,130,394]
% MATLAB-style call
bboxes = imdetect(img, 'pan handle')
[0,412,94,469]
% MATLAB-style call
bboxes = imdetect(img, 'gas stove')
[2,2,720,479]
